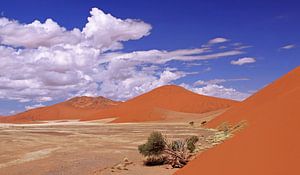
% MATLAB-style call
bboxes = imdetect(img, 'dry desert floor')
[0,111,221,175]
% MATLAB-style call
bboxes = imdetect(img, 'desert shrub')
[170,140,185,151]
[201,120,207,126]
[139,132,201,168]
[138,132,166,156]
[186,136,199,152]
[189,121,194,127]
[216,122,231,134]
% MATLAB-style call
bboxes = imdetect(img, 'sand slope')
[0,85,237,123]
[174,66,300,175]
[83,85,237,122]
[0,96,120,123]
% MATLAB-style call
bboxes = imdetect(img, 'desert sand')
[0,85,236,124]
[82,85,237,123]
[0,110,221,175]
[1,67,299,175]
[174,66,300,175]
[0,96,120,123]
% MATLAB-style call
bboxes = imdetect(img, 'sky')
[0,0,299,115]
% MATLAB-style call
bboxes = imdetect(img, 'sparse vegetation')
[201,120,207,126]
[205,120,248,146]
[186,136,199,152]
[217,120,248,135]
[138,131,199,168]
[189,121,194,127]
[138,132,166,156]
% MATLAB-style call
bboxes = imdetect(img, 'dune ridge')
[1,85,237,123]
[82,85,238,122]
[174,66,300,175]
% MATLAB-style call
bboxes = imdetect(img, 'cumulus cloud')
[280,44,296,50]
[230,57,256,65]
[82,8,151,50]
[191,84,249,101]
[98,70,186,100]
[182,78,250,101]
[0,8,153,102]
[0,18,81,48]
[0,8,251,112]
[0,8,151,50]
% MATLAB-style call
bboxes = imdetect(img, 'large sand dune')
[174,66,300,175]
[0,96,120,123]
[82,85,237,122]
[1,85,237,123]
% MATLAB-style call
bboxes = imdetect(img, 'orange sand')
[0,96,120,123]
[83,85,237,122]
[0,85,237,123]
[174,66,300,175]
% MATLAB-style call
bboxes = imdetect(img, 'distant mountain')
[83,85,238,122]
[0,96,120,123]
[174,66,300,175]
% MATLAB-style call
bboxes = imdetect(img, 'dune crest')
[174,66,300,175]
[83,85,238,122]
[0,85,237,123]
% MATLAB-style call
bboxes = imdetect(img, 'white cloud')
[182,82,250,101]
[25,103,45,110]
[208,37,229,44]
[0,18,81,48]
[82,8,151,50]
[94,59,187,99]
[36,97,53,102]
[280,44,296,50]
[231,57,256,65]
[0,7,251,109]
[9,110,16,114]
[190,78,250,101]
[203,67,212,72]
[192,84,249,101]
[194,78,249,86]
[0,8,151,50]
[0,8,153,102]
[104,49,244,64]
[184,62,202,67]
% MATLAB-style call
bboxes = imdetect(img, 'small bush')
[138,132,166,156]
[216,122,231,133]
[139,132,200,168]
[189,121,194,127]
[170,140,185,151]
[201,121,207,126]
[186,136,199,152]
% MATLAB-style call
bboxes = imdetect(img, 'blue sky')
[0,0,299,115]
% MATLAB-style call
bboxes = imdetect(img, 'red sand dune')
[174,66,300,175]
[0,96,120,123]
[83,85,238,122]
[0,85,236,123]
